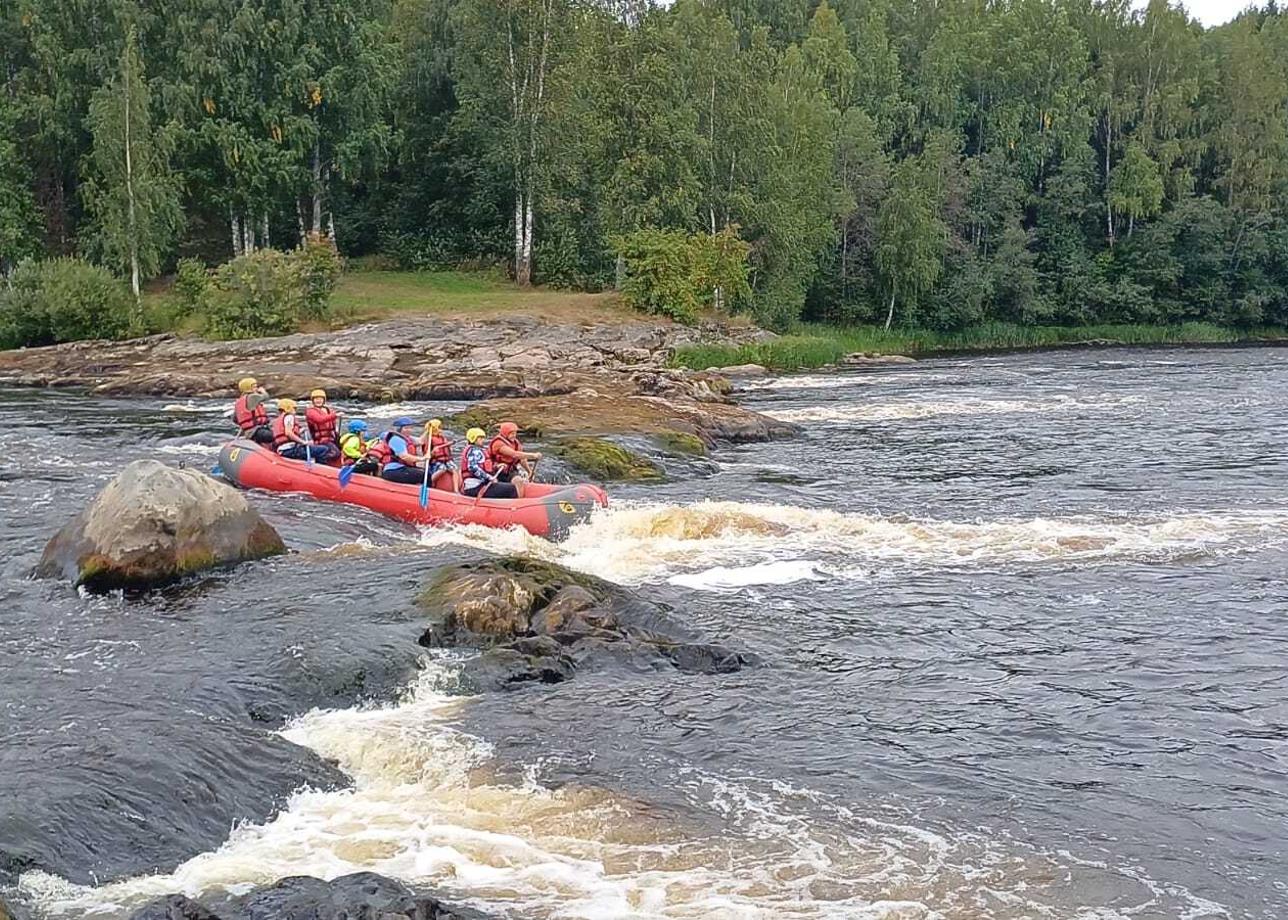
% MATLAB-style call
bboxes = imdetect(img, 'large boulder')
[419,558,754,689]
[37,460,285,591]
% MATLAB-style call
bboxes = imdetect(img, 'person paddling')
[232,377,273,445]
[270,398,315,462]
[424,418,462,493]
[337,414,376,474]
[462,427,519,499]
[378,417,428,485]
[488,421,542,484]
[303,388,340,463]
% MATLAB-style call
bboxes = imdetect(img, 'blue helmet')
[347,419,368,434]
[393,416,415,429]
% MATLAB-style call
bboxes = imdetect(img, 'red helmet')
[499,421,519,438]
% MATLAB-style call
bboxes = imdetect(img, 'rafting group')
[231,377,541,499]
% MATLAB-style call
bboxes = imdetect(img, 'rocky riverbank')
[0,315,797,468]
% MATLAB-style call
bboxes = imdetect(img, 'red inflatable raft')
[218,439,607,540]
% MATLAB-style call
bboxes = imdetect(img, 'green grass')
[669,321,1288,372]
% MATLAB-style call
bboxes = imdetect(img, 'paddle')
[302,419,314,468]
[418,454,432,508]
[338,458,356,488]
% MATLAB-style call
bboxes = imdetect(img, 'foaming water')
[417,500,1288,584]
[764,394,1140,424]
[16,661,1202,920]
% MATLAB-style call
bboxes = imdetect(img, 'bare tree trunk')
[123,65,140,298]
[261,213,270,250]
[615,253,625,290]
[297,201,307,246]
[326,210,336,245]
[311,143,323,235]
[231,210,243,258]
[884,290,896,331]
[243,213,255,254]
[514,187,534,287]
[1105,117,1115,247]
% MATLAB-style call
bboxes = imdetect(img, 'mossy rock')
[549,437,663,482]
[653,430,707,457]
[447,406,546,438]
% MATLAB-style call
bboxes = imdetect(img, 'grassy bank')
[670,321,1288,372]
[139,268,628,337]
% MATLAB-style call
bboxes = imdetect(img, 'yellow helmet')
[309,388,326,400]
[238,377,258,394]
[277,398,298,413]
[427,418,443,432]
[466,427,486,444]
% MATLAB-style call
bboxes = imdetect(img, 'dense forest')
[1,0,1287,332]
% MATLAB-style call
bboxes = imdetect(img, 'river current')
[2,346,1286,919]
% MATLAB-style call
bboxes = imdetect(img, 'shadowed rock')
[129,873,502,920]
[418,558,755,689]
[36,460,285,591]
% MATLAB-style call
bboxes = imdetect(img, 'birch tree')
[83,28,181,297]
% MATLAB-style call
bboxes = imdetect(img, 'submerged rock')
[36,459,285,591]
[130,873,500,920]
[840,351,916,366]
[547,436,663,482]
[708,362,770,378]
[419,558,754,689]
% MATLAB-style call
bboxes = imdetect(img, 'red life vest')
[429,433,452,463]
[305,406,338,445]
[488,435,521,475]
[364,432,395,465]
[233,394,269,432]
[270,413,296,450]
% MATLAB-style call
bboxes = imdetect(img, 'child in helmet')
[423,419,462,493]
[303,388,341,463]
[270,398,314,461]
[340,419,381,476]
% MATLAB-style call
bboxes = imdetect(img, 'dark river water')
[2,346,1287,919]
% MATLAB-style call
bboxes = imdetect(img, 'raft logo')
[228,448,242,463]
[559,501,576,514]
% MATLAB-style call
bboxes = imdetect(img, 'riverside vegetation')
[1,1,1287,345]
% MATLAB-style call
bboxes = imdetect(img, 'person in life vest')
[379,417,429,485]
[302,388,340,463]
[423,418,462,493]
[487,421,542,484]
[232,377,273,445]
[339,419,381,476]
[461,427,520,499]
[270,398,316,461]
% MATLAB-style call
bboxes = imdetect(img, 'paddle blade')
[338,463,355,488]
[419,480,430,508]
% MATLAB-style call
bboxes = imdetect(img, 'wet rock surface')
[36,459,285,591]
[418,558,756,690]
[130,873,502,920]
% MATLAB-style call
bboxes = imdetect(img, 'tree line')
[1,0,1286,331]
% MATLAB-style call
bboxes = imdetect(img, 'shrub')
[614,227,751,324]
[208,249,304,339]
[295,235,342,319]
[205,242,341,339]
[0,257,132,348]
[173,257,212,316]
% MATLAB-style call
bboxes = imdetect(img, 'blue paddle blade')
[338,463,355,488]
[210,464,223,477]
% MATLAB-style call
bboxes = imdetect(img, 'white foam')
[764,395,1140,424]
[667,559,823,590]
[415,500,1288,586]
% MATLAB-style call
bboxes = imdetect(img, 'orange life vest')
[429,433,452,463]
[233,394,269,432]
[488,435,521,475]
[270,414,296,450]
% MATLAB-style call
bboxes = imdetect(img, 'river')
[2,346,1286,919]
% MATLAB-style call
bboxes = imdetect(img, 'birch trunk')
[261,213,270,250]
[123,68,140,298]
[884,290,896,331]
[311,143,323,235]
[231,211,242,258]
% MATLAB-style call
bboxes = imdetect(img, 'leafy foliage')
[615,227,751,324]
[0,258,132,348]
[206,244,341,339]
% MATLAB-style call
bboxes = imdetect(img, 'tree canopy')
[1,0,1286,330]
